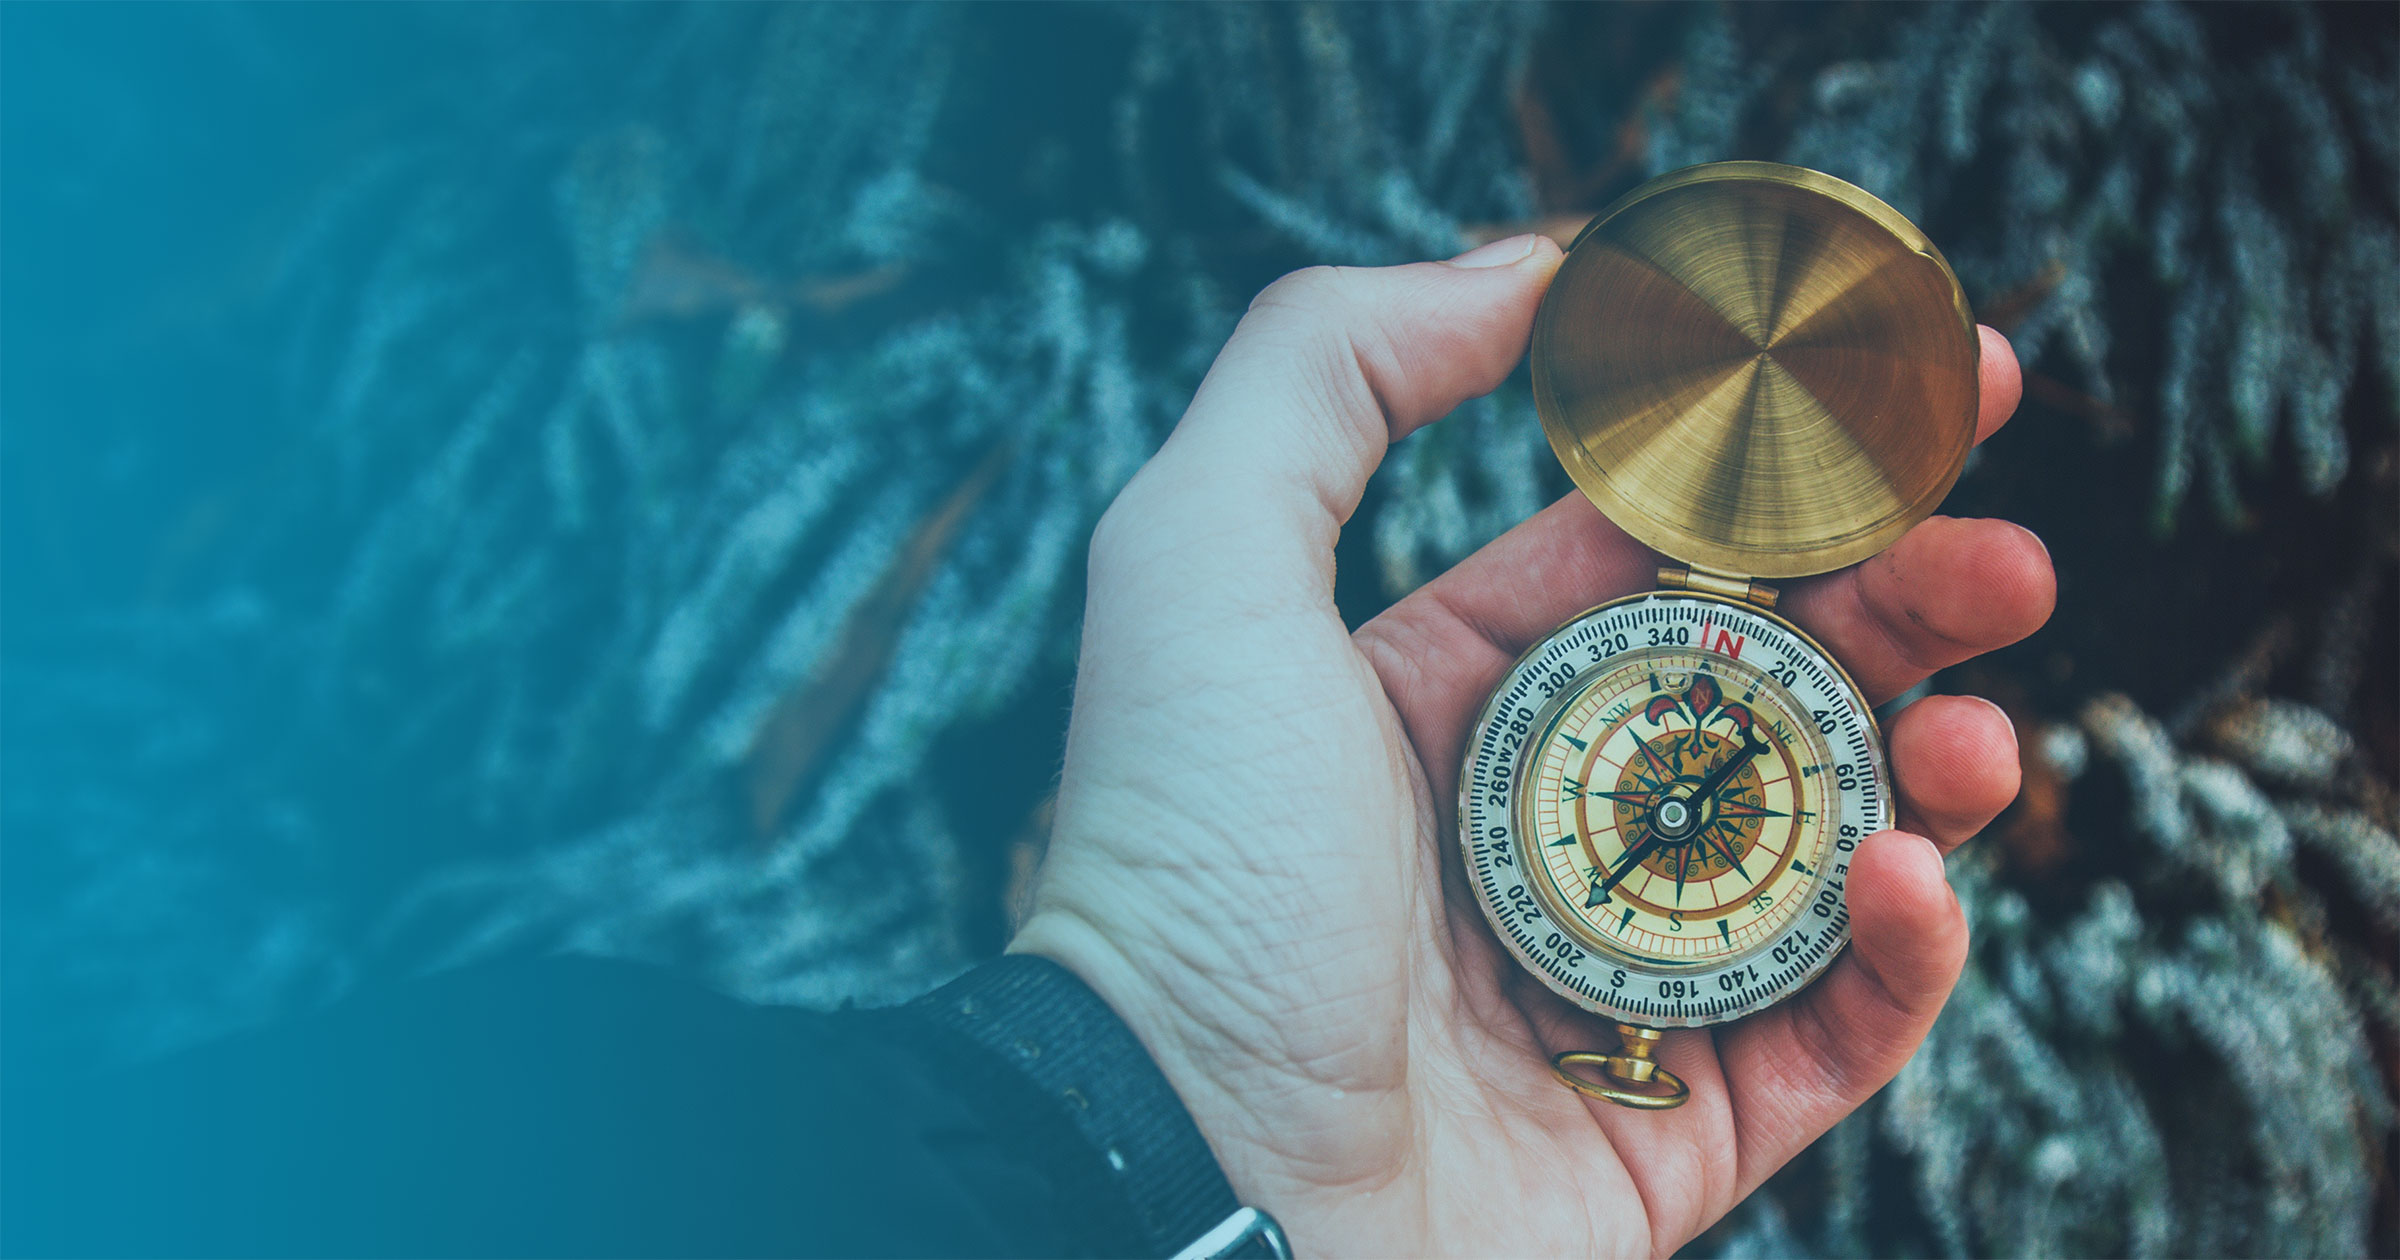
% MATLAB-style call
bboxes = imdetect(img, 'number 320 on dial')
[1459,591,1890,1027]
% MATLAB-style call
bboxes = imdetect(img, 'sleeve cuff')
[905,954,1282,1259]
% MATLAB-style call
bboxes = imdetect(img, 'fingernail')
[1447,234,1536,268]
[1971,695,2019,746]
[2010,520,2053,566]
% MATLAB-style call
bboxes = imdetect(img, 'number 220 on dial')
[1460,591,1890,1027]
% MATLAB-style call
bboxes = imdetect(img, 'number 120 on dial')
[1460,591,1889,1027]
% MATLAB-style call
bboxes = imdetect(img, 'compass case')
[1532,162,1979,580]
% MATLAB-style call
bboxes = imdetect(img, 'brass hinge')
[1658,564,1780,610]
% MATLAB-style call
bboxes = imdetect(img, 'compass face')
[1459,590,1890,1027]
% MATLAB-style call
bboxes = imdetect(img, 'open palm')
[1013,236,2053,1257]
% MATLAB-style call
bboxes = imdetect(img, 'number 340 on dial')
[1460,591,1889,1027]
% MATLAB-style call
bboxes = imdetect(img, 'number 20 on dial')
[1457,162,1981,1108]
[1461,592,1885,1032]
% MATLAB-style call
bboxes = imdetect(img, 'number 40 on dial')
[1461,591,1887,1033]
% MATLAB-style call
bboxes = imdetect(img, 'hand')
[1012,235,2052,1256]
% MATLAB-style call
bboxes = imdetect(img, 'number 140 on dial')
[1461,590,1889,1028]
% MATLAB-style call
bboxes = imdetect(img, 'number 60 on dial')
[1456,162,1979,1109]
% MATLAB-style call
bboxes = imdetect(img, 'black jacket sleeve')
[3,955,1252,1258]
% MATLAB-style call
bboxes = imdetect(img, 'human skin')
[1012,233,2053,1257]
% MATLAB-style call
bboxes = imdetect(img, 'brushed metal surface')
[1532,162,1979,580]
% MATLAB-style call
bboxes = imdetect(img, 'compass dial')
[1460,590,1890,1027]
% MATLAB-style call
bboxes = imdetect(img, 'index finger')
[1775,513,2053,704]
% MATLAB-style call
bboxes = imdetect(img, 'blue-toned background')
[6,5,2395,1255]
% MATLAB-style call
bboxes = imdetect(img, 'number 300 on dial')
[1459,591,1890,1027]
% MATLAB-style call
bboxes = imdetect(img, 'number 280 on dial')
[1459,591,1890,1027]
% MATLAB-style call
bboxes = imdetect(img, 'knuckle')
[1086,484,1149,579]
[1248,264,1359,320]
[1241,266,1389,426]
[1085,466,1197,585]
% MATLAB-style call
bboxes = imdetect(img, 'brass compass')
[1457,162,1978,1109]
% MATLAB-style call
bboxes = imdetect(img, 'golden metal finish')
[1552,1026,1690,1110]
[1533,162,1979,580]
[1657,564,1779,609]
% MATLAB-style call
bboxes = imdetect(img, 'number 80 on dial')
[1459,590,1889,1028]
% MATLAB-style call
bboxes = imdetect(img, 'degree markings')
[1529,646,1825,962]
[1463,593,1888,1025]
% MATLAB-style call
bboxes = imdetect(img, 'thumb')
[1097,237,1563,607]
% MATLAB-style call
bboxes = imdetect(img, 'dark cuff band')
[910,955,1270,1258]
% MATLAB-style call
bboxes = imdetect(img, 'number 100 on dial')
[1460,590,1889,1027]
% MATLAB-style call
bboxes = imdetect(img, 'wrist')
[1014,878,1442,1254]
[918,948,1288,1258]
[1007,910,1291,1210]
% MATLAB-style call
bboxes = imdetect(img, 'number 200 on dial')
[1459,592,1891,1027]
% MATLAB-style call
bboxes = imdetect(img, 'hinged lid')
[1531,162,1979,581]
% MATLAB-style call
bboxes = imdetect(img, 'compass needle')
[1583,866,1613,910]
[1464,161,1949,1110]
[1595,825,1663,898]
[1700,822,1748,879]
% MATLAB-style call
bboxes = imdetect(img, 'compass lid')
[1532,162,1979,581]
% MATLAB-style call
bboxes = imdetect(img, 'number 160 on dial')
[1461,590,1888,1027]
